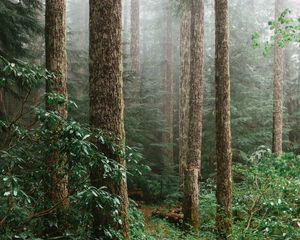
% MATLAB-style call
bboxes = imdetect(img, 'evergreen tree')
[179,8,191,190]
[44,0,68,236]
[162,0,174,174]
[273,0,284,156]
[0,0,42,57]
[183,0,204,229]
[130,0,141,98]
[89,0,130,238]
[215,0,232,238]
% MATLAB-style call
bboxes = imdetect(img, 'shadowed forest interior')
[0,0,300,239]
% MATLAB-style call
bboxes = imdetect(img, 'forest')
[0,0,300,239]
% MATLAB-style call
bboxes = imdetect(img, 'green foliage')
[233,151,300,239]
[134,151,300,240]
[0,59,144,239]
[0,0,42,57]
[253,8,300,56]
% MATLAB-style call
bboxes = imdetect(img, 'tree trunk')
[179,10,191,190]
[0,88,6,121]
[162,0,174,173]
[272,0,284,156]
[0,88,7,149]
[182,0,204,229]
[215,0,233,238]
[44,0,68,236]
[130,0,140,98]
[89,0,129,238]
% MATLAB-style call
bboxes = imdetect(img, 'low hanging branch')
[253,8,300,55]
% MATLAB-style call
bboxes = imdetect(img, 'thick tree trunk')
[44,0,68,236]
[182,0,204,229]
[130,0,140,98]
[89,1,129,238]
[215,0,233,238]
[162,0,174,173]
[272,0,284,156]
[179,10,191,190]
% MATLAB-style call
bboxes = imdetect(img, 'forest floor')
[140,205,200,240]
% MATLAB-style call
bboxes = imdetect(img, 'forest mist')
[1,0,300,239]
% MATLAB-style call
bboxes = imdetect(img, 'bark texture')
[162,0,174,173]
[179,10,191,190]
[130,0,140,97]
[45,0,68,214]
[89,0,129,238]
[182,0,204,229]
[215,0,233,238]
[272,0,284,156]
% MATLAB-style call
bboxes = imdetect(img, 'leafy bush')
[0,57,143,239]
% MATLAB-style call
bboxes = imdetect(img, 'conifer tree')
[183,0,204,229]
[44,0,68,236]
[89,0,130,238]
[179,9,191,189]
[131,0,141,98]
[215,0,233,238]
[162,0,174,173]
[273,0,284,156]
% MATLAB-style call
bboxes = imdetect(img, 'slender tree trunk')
[215,0,232,238]
[285,50,294,145]
[182,0,204,229]
[0,88,7,149]
[89,1,129,238]
[272,0,284,156]
[179,10,191,190]
[162,0,174,173]
[287,90,294,144]
[44,0,68,236]
[130,0,140,98]
[0,88,6,121]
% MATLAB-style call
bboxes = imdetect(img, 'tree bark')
[179,10,191,190]
[130,0,140,98]
[89,0,129,238]
[0,88,6,121]
[162,0,174,173]
[182,0,204,229]
[215,0,233,238]
[272,0,284,156]
[44,0,68,236]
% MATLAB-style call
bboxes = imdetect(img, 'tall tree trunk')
[89,1,129,238]
[215,0,232,238]
[182,0,204,229]
[130,0,140,98]
[179,9,191,190]
[45,0,68,236]
[272,0,284,156]
[162,0,174,173]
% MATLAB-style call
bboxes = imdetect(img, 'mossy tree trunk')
[179,9,191,190]
[215,0,233,238]
[182,0,204,230]
[44,0,68,236]
[89,0,130,238]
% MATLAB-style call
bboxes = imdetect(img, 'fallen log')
[152,207,183,224]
